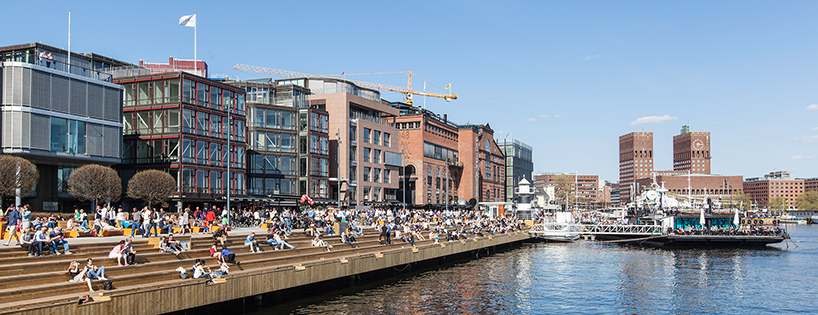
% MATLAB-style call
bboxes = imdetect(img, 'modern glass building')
[115,72,247,211]
[0,43,127,211]
[499,139,533,203]
[226,79,322,207]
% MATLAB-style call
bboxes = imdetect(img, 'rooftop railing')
[0,51,113,82]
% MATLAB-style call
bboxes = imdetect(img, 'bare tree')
[552,174,575,207]
[67,164,122,205]
[127,170,177,208]
[0,155,39,204]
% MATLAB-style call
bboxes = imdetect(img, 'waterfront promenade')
[0,226,531,315]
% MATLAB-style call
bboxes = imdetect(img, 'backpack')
[103,281,115,290]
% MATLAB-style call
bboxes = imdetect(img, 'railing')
[0,51,113,82]
[529,223,663,235]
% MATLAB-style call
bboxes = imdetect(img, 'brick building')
[392,103,462,206]
[138,57,208,78]
[457,123,505,203]
[283,78,401,206]
[673,125,711,174]
[534,173,600,206]
[619,132,653,204]
[744,171,804,208]
[635,174,743,206]
[803,178,818,192]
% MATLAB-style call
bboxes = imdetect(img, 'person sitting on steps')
[67,260,94,292]
[84,258,107,281]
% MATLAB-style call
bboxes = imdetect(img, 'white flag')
[179,14,196,27]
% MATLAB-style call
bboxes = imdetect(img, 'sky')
[2,0,818,182]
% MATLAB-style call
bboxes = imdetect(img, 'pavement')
[48,226,271,245]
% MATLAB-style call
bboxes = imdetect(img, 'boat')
[529,211,582,242]
[613,178,787,248]
[529,222,581,242]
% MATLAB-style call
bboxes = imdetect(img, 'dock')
[0,228,532,315]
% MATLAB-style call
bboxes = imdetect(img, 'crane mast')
[232,64,457,105]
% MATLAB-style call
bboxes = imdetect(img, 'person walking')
[4,206,21,246]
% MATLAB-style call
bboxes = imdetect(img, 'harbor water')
[251,225,818,314]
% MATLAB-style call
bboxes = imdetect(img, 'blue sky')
[3,1,818,182]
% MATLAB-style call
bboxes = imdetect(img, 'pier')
[0,228,531,315]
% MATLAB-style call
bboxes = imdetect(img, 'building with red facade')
[744,171,804,208]
[673,125,711,174]
[138,57,208,78]
[619,132,653,204]
[635,174,743,205]
[116,71,247,210]
[534,173,601,207]
[458,124,505,203]
[392,104,462,206]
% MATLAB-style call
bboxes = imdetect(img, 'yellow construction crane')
[232,63,457,106]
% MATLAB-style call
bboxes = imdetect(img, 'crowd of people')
[670,225,785,236]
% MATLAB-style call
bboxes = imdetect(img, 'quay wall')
[11,232,531,315]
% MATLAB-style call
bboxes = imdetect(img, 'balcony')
[1,51,113,82]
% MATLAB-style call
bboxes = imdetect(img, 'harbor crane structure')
[232,64,457,106]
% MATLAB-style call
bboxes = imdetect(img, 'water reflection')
[253,226,818,315]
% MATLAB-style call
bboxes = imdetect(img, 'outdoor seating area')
[0,227,460,313]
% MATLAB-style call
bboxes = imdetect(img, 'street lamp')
[336,129,342,209]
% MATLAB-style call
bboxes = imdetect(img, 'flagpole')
[194,13,197,76]
[67,10,71,74]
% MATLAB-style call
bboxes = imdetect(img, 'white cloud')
[539,114,549,118]
[554,114,560,118]
[795,135,818,143]
[628,115,678,126]
[583,54,602,61]
[791,155,814,160]
[525,118,536,122]
[811,127,818,131]
[806,104,818,111]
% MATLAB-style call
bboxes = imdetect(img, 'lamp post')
[336,129,342,209]
[226,112,232,226]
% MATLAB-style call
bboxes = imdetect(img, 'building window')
[349,146,357,162]
[373,168,380,183]
[349,125,357,142]
[364,148,371,163]
[373,131,380,145]
[363,186,371,202]
[383,133,390,147]
[383,169,390,184]
[363,128,371,143]
[50,117,85,154]
[373,149,381,164]
[349,166,357,181]
[363,167,371,182]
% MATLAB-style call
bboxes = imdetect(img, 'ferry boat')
[616,179,786,248]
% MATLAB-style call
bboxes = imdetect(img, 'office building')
[619,131,653,204]
[225,79,306,206]
[744,171,804,208]
[281,78,401,206]
[115,71,247,210]
[0,43,127,211]
[499,139,533,203]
